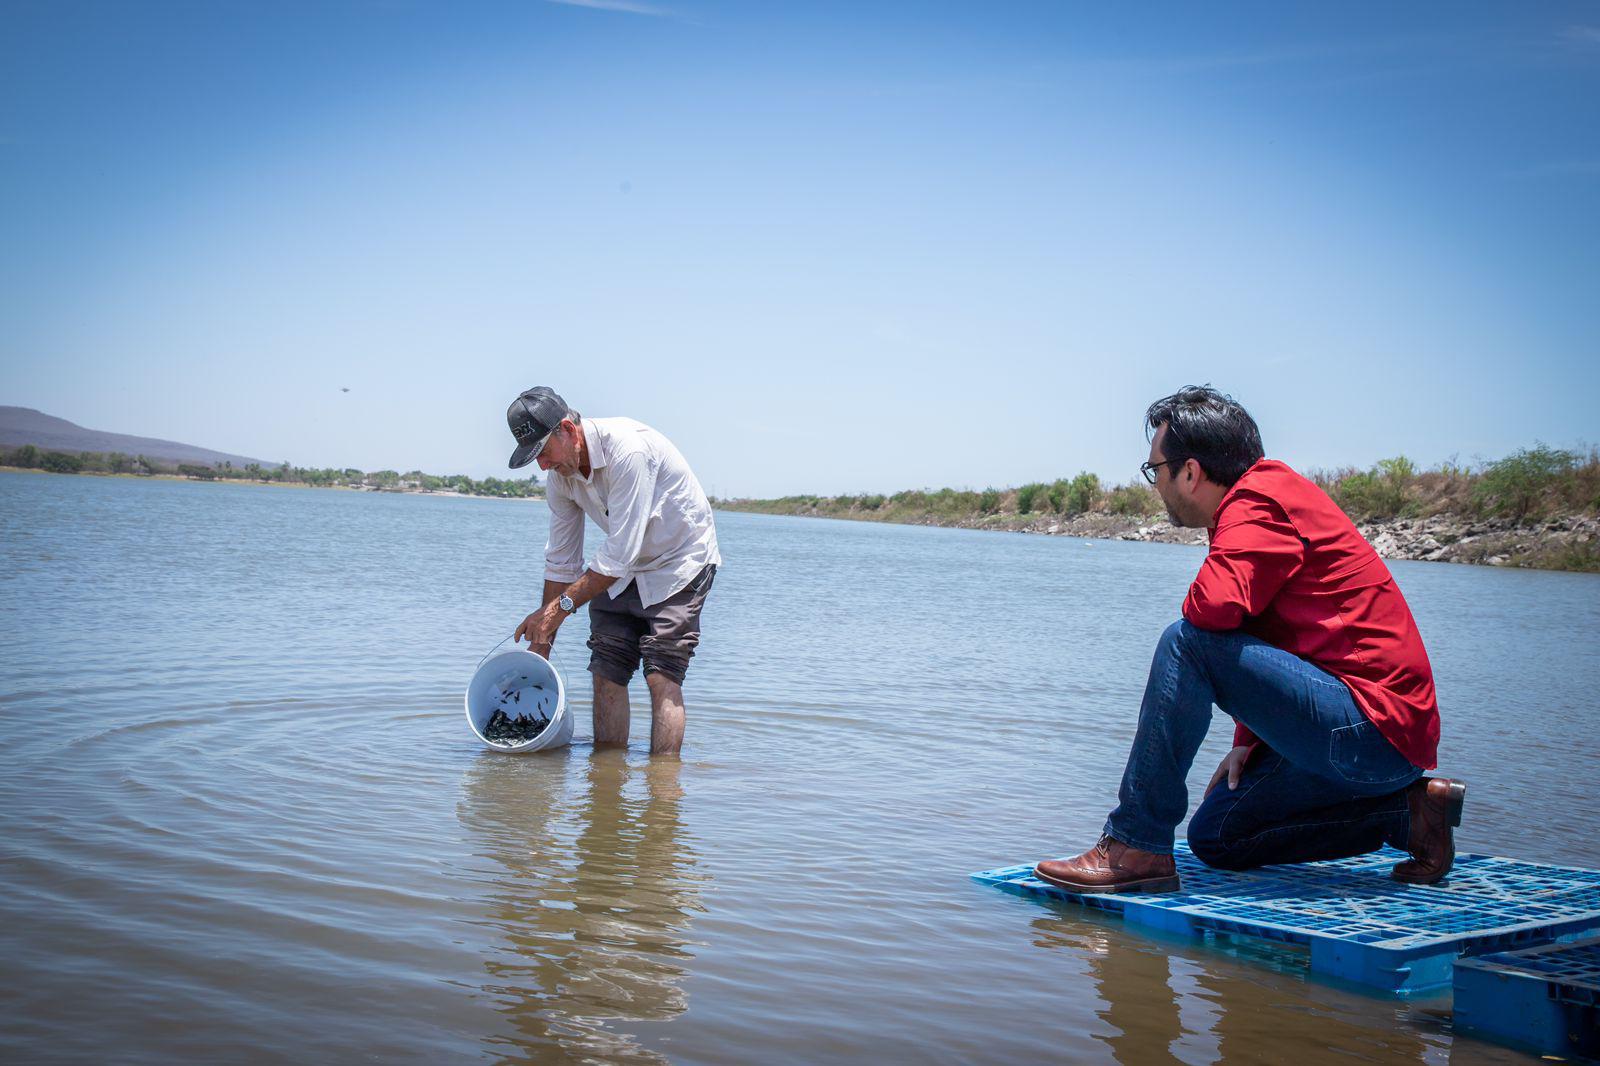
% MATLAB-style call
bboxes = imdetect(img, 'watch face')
[559,594,575,612]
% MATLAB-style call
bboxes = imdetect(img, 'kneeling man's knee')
[1158,618,1208,656]
[1187,799,1254,871]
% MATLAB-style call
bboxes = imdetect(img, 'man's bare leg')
[645,672,686,756]
[592,674,630,746]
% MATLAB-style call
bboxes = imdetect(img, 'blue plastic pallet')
[972,843,1600,996]
[1454,936,1600,1057]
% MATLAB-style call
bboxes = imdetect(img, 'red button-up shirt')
[1183,459,1439,769]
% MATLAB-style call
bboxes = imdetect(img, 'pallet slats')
[972,843,1600,996]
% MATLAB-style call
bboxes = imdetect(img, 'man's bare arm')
[540,578,567,610]
[515,570,618,652]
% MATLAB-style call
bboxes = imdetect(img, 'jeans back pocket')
[1328,718,1417,788]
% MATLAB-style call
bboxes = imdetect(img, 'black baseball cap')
[506,386,571,469]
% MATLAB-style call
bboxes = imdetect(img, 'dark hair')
[1145,385,1263,487]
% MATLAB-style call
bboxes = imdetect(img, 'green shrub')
[978,488,1001,513]
[890,489,927,509]
[1475,444,1578,522]
[1046,479,1066,513]
[1331,456,1416,520]
[1106,482,1158,516]
[1016,482,1047,514]
[1059,471,1102,516]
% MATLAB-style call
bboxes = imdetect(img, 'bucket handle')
[476,631,559,671]
[476,631,519,671]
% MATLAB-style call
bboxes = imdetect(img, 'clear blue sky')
[3,1,1597,496]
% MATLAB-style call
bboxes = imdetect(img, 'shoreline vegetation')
[7,442,1597,572]
[0,445,542,499]
[715,446,1600,574]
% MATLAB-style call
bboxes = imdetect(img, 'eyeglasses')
[1140,458,1184,485]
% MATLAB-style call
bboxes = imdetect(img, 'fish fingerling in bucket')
[482,707,552,745]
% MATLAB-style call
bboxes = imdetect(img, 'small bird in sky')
[340,387,350,393]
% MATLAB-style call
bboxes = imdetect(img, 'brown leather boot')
[1392,777,1467,885]
[1034,834,1180,894]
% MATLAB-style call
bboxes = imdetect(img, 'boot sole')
[1032,867,1181,895]
[1392,862,1452,886]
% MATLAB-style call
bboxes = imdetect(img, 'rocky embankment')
[984,511,1600,569]
[768,506,1600,571]
[1354,514,1600,568]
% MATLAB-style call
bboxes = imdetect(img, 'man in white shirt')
[507,386,721,755]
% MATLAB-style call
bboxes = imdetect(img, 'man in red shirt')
[1035,386,1466,893]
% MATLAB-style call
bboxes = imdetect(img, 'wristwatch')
[558,593,577,615]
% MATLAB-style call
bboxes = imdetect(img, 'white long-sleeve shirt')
[542,417,722,608]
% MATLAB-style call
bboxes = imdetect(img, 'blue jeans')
[1105,620,1422,867]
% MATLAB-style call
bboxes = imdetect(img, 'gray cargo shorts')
[586,564,716,687]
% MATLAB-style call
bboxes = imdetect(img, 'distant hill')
[0,407,278,469]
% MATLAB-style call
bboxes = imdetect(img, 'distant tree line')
[0,445,542,499]
[719,444,1600,526]
[719,476,1165,523]
[11,441,1595,517]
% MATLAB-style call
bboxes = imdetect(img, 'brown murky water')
[3,470,1594,1063]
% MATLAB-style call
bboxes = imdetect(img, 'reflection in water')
[1030,916,1438,1064]
[1046,921,1185,1063]
[6,479,1593,1061]
[458,749,707,1063]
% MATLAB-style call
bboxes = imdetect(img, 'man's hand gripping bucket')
[464,636,574,753]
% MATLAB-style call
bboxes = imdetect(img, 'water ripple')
[0,472,1588,1063]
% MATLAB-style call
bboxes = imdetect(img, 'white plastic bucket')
[465,643,573,753]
